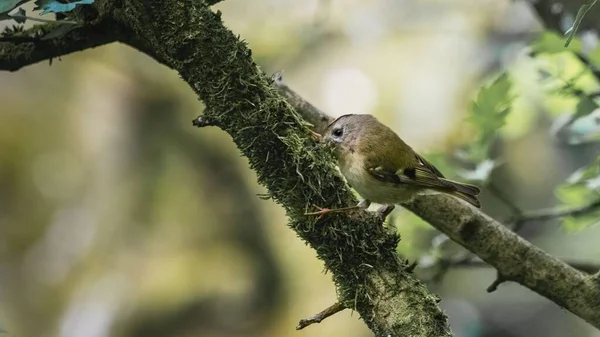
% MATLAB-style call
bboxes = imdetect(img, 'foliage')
[0,0,93,22]
[565,0,599,47]
[453,73,514,185]
[555,157,600,231]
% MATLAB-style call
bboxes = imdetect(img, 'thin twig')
[487,272,508,293]
[296,302,346,330]
[488,182,523,216]
[514,199,600,225]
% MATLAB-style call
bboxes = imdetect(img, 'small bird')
[306,114,481,216]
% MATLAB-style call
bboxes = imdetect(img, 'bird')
[306,114,481,216]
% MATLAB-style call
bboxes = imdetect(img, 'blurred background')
[1,0,600,336]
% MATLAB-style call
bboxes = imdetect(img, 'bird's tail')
[441,180,481,208]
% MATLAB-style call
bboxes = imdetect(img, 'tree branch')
[114,1,452,336]
[3,0,600,333]
[272,73,600,329]
[0,19,119,72]
[404,194,600,326]
[296,302,345,330]
[513,199,600,225]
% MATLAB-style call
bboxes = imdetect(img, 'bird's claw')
[304,206,332,216]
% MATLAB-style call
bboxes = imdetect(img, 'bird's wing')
[366,161,454,190]
[415,153,445,178]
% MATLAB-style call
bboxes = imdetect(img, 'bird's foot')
[376,204,395,218]
[304,205,360,216]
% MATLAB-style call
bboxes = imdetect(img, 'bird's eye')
[332,128,343,137]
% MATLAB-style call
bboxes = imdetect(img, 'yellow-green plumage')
[323,114,481,208]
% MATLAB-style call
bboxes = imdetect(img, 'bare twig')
[512,199,600,231]
[487,272,508,293]
[488,182,523,217]
[296,302,345,330]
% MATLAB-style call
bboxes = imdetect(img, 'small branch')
[0,17,118,72]
[296,302,345,330]
[488,182,523,218]
[192,115,219,127]
[514,199,600,225]
[487,272,508,293]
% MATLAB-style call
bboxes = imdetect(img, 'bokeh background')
[1,0,600,336]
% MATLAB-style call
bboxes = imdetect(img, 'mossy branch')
[3,0,600,334]
[116,1,452,336]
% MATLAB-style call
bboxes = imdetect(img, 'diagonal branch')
[404,194,600,326]
[272,73,600,329]
[116,1,453,336]
[2,0,600,333]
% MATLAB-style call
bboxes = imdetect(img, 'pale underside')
[337,152,430,205]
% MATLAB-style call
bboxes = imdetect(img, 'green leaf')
[533,31,580,54]
[33,0,94,14]
[565,0,599,47]
[574,95,599,118]
[555,183,594,205]
[556,157,600,214]
[562,210,600,231]
[565,157,600,184]
[463,73,514,162]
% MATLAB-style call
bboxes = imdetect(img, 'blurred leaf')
[565,156,600,184]
[33,0,94,14]
[565,0,598,47]
[456,159,500,184]
[575,95,599,118]
[555,158,600,232]
[463,73,514,163]
[564,109,600,144]
[562,210,600,231]
[421,151,455,178]
[533,31,580,54]
[555,183,594,205]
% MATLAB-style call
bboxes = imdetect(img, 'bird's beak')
[309,129,323,142]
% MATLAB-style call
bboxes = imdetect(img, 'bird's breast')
[337,154,416,204]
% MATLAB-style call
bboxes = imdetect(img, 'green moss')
[119,1,452,335]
